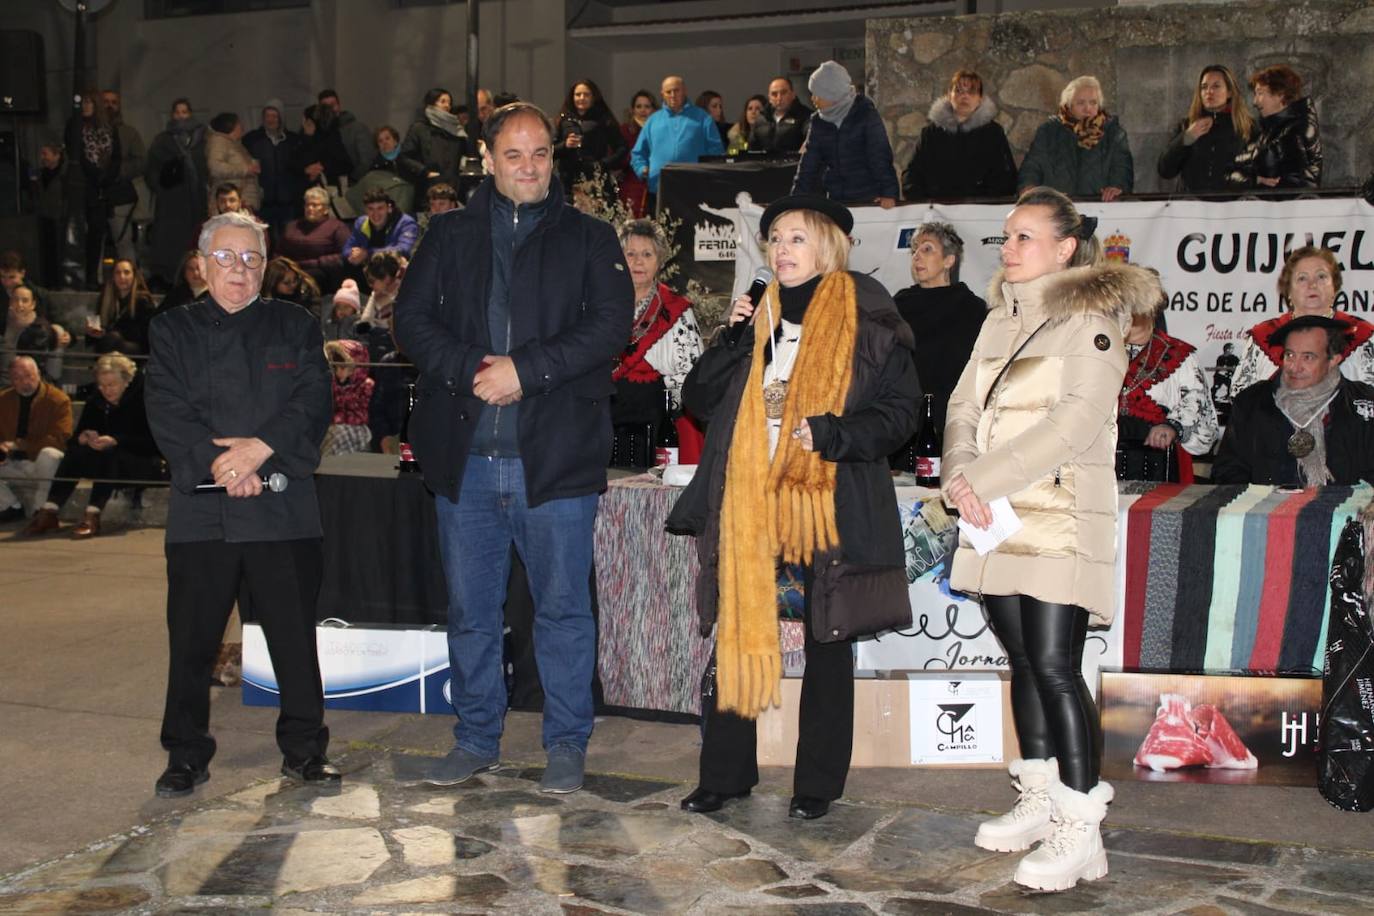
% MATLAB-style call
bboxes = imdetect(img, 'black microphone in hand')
[194,473,289,494]
[725,267,774,347]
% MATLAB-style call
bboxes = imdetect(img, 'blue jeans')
[434,456,599,757]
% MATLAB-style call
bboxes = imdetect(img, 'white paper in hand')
[956,497,1023,556]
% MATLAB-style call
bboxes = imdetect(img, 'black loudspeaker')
[0,32,45,116]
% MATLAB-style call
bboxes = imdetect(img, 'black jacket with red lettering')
[145,295,331,543]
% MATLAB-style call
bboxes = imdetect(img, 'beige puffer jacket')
[941,262,1161,624]
[205,131,263,212]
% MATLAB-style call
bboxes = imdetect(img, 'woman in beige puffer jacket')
[205,112,263,213]
[941,186,1159,893]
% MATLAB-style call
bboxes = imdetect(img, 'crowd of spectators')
[16,58,1337,302]
[0,55,1365,539]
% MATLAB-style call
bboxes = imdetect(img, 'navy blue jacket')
[243,126,304,209]
[393,177,633,506]
[792,95,899,203]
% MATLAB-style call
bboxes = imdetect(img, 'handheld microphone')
[194,473,289,494]
[725,268,774,347]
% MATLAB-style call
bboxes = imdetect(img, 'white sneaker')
[974,757,1058,852]
[1013,781,1114,891]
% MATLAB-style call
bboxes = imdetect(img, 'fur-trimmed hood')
[985,262,1161,329]
[928,96,999,134]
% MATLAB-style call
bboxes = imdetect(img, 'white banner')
[728,195,1374,407]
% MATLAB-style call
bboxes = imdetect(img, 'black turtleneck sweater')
[892,280,987,435]
[777,274,821,324]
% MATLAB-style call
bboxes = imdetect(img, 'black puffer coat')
[791,95,899,203]
[901,97,1016,201]
[666,272,920,640]
[1156,114,1248,193]
[1227,97,1322,189]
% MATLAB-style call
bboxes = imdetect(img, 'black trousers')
[984,594,1101,792]
[81,195,108,287]
[698,585,855,800]
[160,538,327,769]
[47,445,163,512]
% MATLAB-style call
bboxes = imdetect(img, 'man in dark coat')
[145,210,338,799]
[317,89,378,185]
[243,101,303,236]
[1212,316,1374,486]
[144,98,208,287]
[394,102,632,794]
[750,77,811,155]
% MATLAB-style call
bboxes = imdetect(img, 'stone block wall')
[868,0,1374,194]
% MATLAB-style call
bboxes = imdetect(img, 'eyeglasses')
[204,249,265,270]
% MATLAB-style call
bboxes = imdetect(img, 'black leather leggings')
[984,595,1101,792]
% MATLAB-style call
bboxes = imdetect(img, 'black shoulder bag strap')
[982,320,1050,412]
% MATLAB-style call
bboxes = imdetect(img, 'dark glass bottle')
[397,383,421,473]
[654,387,679,467]
[915,394,942,487]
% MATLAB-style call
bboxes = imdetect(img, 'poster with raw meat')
[1099,671,1322,786]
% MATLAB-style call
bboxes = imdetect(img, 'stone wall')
[867,0,1374,194]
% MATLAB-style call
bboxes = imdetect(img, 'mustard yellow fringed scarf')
[715,271,858,719]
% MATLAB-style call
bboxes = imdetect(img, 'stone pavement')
[5,525,1374,914]
[3,739,1374,914]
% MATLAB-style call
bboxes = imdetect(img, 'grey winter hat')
[808,61,853,104]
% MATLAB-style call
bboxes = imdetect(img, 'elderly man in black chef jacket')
[145,209,337,799]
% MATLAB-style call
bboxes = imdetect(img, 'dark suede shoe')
[155,763,209,798]
[788,795,831,820]
[281,755,342,786]
[680,786,750,813]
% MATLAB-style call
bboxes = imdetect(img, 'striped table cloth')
[594,475,715,716]
[1122,483,1373,674]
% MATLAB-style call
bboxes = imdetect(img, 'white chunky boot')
[1013,781,1114,891]
[974,757,1059,852]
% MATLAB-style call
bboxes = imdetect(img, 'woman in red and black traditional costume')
[612,219,704,463]
[1230,246,1374,398]
[1117,297,1219,483]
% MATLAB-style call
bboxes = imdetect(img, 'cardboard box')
[758,670,1019,768]
[1099,669,1321,786]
